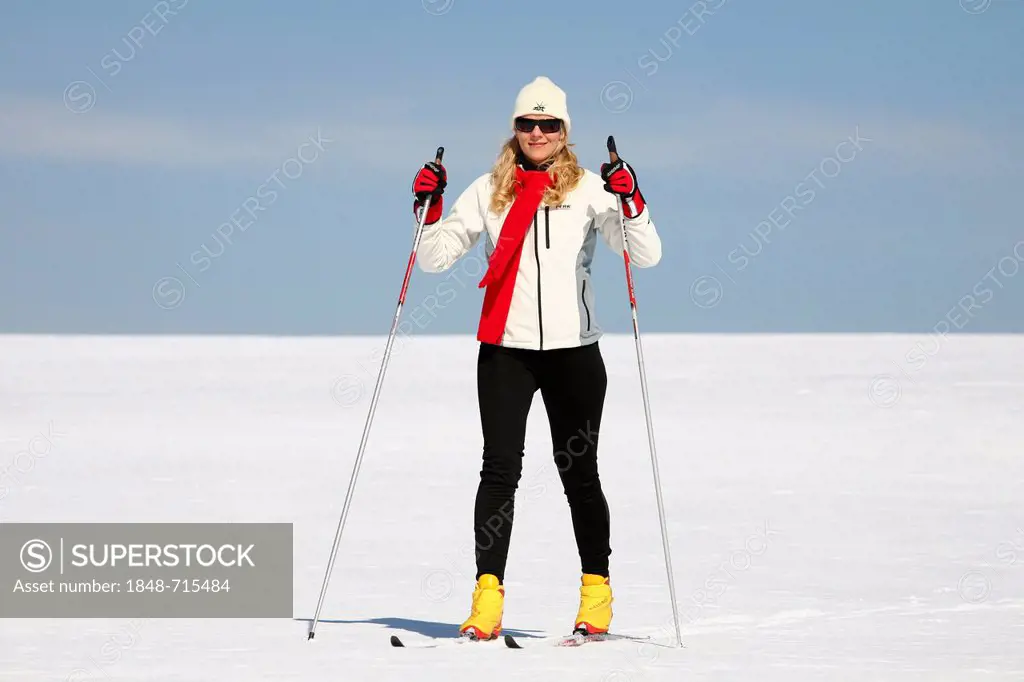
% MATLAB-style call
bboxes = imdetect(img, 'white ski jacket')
[416,168,662,351]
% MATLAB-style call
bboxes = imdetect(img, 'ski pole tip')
[434,146,445,164]
[606,136,618,162]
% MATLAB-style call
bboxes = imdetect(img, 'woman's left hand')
[600,158,646,218]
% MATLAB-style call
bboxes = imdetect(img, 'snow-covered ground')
[1,333,1022,681]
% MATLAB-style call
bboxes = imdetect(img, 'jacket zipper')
[581,279,591,332]
[534,211,543,350]
[545,206,550,249]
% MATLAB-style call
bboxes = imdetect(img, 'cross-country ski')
[389,634,500,649]
[504,633,655,649]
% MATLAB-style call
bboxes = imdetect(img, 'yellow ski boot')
[459,574,504,640]
[574,573,613,635]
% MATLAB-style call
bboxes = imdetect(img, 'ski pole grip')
[606,136,619,163]
[434,146,445,164]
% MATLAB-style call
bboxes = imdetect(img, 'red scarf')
[477,166,554,344]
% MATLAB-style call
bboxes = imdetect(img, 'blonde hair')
[488,134,585,215]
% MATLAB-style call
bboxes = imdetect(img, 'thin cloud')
[600,95,1012,176]
[0,93,504,173]
[0,94,279,167]
[0,92,1012,179]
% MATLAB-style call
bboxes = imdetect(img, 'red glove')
[412,161,446,224]
[600,158,646,219]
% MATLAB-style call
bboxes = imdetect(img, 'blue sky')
[1,0,1022,334]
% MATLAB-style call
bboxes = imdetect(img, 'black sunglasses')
[514,117,562,134]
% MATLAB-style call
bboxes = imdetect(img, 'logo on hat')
[533,102,546,111]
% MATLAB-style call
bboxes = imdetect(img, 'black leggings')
[473,341,611,582]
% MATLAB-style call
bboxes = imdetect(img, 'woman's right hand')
[412,161,446,224]
[412,161,447,202]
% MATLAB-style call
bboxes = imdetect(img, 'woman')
[410,76,662,640]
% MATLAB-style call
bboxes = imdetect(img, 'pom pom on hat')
[511,76,570,134]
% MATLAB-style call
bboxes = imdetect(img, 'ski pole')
[607,135,682,649]
[308,146,445,640]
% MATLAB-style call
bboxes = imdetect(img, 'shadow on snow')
[295,616,546,640]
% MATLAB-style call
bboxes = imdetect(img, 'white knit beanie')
[510,76,570,135]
